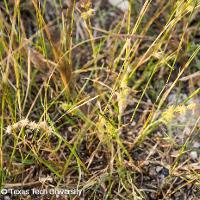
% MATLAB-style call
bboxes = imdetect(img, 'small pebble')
[143,161,150,165]
[68,127,72,132]
[131,121,136,127]
[161,167,169,177]
[4,196,11,200]
[193,142,200,148]
[108,0,129,12]
[156,166,163,173]
[190,151,198,160]
[149,168,156,176]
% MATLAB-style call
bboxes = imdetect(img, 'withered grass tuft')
[0,0,200,199]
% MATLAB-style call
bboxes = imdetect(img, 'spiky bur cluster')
[60,102,81,116]
[117,66,133,122]
[134,102,197,146]
[4,119,64,184]
[79,0,92,10]
[161,102,196,123]
[6,119,53,135]
[79,0,95,20]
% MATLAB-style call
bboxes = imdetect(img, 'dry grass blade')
[30,0,74,94]
[46,1,75,95]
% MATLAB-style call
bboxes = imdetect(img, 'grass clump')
[0,0,200,199]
